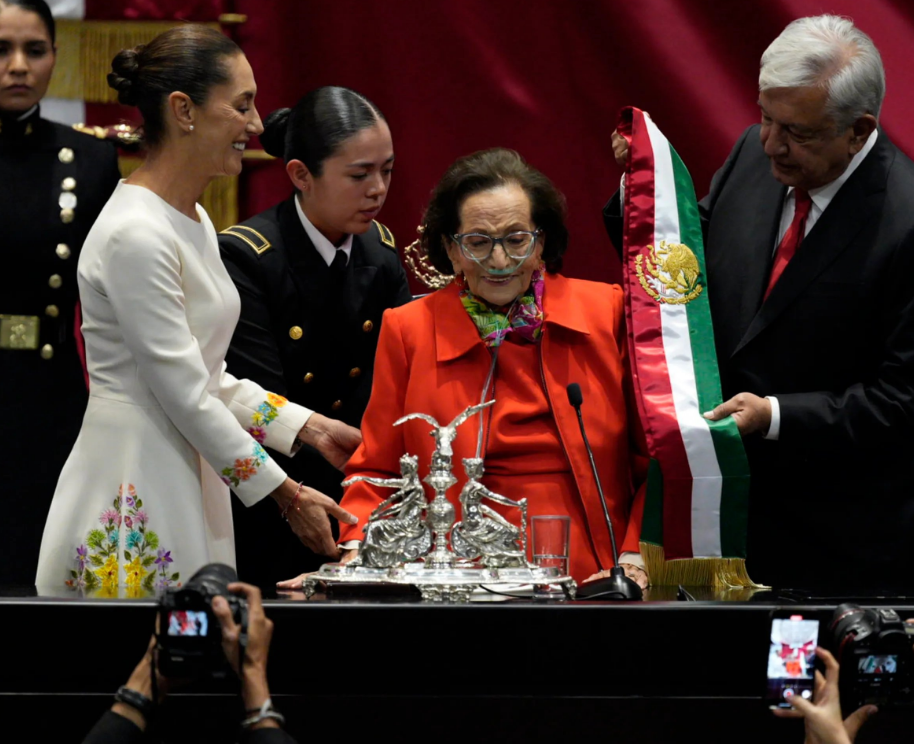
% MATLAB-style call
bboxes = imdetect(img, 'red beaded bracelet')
[280,482,305,522]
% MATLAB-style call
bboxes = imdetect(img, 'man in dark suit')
[605,15,914,590]
[220,200,412,587]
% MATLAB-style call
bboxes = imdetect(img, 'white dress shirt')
[294,196,353,265]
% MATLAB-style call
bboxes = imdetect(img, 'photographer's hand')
[108,634,169,732]
[773,646,877,744]
[212,582,278,730]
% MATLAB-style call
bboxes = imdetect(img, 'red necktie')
[764,189,812,300]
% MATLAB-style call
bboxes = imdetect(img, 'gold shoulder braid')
[373,220,396,249]
[220,225,272,256]
[403,225,452,290]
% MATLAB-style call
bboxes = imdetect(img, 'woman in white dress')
[35,25,360,593]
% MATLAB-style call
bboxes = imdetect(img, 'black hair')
[421,148,569,275]
[260,86,385,176]
[106,25,240,147]
[0,0,55,43]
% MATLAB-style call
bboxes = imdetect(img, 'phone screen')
[766,613,820,708]
[166,609,209,637]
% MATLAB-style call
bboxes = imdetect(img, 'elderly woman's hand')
[584,563,649,591]
[276,548,360,591]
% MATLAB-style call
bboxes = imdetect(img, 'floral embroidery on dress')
[220,441,269,488]
[246,393,288,443]
[66,484,180,592]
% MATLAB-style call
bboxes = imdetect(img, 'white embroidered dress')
[36,182,311,592]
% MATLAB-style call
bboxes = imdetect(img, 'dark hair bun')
[260,108,291,158]
[107,46,144,107]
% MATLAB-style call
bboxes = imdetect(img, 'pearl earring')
[189,125,194,132]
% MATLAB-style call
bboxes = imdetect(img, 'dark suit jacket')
[219,196,412,585]
[604,126,914,590]
[0,108,120,585]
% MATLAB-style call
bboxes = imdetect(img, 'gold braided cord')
[118,156,238,232]
[402,226,453,290]
[48,20,222,103]
[639,542,766,589]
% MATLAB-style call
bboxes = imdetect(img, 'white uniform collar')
[294,196,353,267]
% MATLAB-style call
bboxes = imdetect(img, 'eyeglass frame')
[451,228,542,266]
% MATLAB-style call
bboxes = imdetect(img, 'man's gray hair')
[759,15,885,128]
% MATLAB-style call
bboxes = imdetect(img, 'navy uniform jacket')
[604,126,914,590]
[219,196,412,585]
[0,107,120,586]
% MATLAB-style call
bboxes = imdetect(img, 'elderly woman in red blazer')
[286,148,649,587]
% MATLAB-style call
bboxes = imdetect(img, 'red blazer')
[340,273,646,569]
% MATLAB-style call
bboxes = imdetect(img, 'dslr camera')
[828,603,914,711]
[157,563,247,679]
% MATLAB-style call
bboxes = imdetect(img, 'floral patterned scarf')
[459,269,545,347]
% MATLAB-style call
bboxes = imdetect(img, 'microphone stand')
[567,384,643,601]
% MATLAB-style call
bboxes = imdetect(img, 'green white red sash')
[617,107,750,578]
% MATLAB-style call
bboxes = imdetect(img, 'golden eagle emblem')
[635,240,703,304]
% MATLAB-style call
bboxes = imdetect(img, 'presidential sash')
[617,107,754,587]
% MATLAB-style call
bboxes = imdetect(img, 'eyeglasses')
[452,229,541,263]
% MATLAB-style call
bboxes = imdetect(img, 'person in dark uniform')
[219,86,411,587]
[0,0,120,586]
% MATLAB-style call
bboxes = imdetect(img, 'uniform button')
[45,305,59,317]
[40,344,54,360]
[60,208,75,223]
[59,192,77,210]
[362,320,374,333]
[289,326,303,340]
[349,367,361,378]
[56,243,71,259]
[331,400,343,411]
[49,274,62,289]
[62,177,77,191]
[303,372,314,384]
[58,147,74,163]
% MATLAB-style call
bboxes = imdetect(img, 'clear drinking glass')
[531,515,570,596]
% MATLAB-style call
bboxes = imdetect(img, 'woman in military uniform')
[219,86,411,587]
[0,0,120,585]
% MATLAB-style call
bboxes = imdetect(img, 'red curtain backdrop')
[89,0,914,289]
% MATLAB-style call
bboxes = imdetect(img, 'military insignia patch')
[634,240,703,304]
[373,220,396,249]
[220,225,272,255]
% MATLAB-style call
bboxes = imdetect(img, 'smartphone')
[766,610,820,709]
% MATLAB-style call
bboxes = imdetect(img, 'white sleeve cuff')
[339,540,361,550]
[619,551,643,569]
[763,396,780,440]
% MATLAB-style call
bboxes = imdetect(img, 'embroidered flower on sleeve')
[246,393,289,443]
[220,442,270,488]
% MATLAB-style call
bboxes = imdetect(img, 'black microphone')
[566,382,643,601]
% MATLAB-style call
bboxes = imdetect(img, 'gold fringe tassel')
[118,156,238,232]
[48,20,221,103]
[640,541,767,589]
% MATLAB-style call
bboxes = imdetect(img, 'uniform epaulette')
[71,123,108,140]
[373,220,396,250]
[220,225,272,255]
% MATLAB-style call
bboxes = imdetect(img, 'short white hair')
[759,15,885,128]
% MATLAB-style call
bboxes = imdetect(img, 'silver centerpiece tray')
[302,401,576,602]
